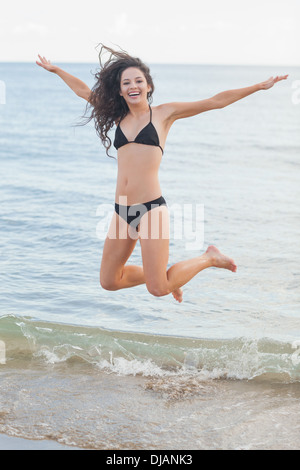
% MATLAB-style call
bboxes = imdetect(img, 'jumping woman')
[36,46,288,303]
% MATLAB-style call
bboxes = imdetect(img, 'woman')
[36,46,288,303]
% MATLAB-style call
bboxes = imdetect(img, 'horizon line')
[0,60,299,68]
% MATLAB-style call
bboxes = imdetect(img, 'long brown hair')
[83,44,155,158]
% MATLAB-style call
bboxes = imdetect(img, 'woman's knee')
[146,281,170,297]
[100,273,120,291]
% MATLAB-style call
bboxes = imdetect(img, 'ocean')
[0,62,300,449]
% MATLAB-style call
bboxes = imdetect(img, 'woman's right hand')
[36,56,92,102]
[36,55,57,73]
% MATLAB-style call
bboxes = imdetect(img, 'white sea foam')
[1,314,300,382]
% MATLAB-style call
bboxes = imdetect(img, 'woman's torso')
[114,104,171,205]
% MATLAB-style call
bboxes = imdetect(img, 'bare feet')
[170,245,235,304]
[172,287,183,303]
[205,245,237,272]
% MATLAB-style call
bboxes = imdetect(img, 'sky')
[1,0,300,65]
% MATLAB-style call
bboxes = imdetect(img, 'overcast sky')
[1,0,299,65]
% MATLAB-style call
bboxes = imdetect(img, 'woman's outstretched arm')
[212,75,288,108]
[164,75,288,122]
[36,55,92,102]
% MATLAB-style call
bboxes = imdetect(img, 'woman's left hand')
[260,75,289,90]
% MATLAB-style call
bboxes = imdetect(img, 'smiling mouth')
[128,92,140,97]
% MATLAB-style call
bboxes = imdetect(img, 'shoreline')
[0,433,82,450]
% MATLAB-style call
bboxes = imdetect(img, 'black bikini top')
[113,105,164,154]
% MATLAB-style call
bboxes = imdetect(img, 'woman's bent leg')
[100,208,237,297]
[139,206,237,300]
[100,212,145,291]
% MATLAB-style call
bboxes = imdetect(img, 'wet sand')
[0,433,81,450]
[1,364,299,450]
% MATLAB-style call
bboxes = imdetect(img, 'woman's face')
[120,67,151,106]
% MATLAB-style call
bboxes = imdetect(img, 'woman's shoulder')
[152,103,178,123]
[152,103,171,112]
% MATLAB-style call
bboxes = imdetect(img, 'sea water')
[0,62,300,449]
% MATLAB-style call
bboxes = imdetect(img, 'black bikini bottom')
[115,195,167,231]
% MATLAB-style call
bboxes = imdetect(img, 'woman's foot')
[205,245,237,272]
[172,287,183,303]
[171,246,235,303]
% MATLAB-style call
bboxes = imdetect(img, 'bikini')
[114,105,164,155]
[113,105,166,230]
